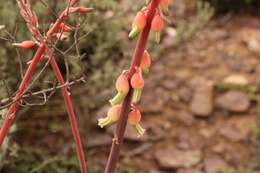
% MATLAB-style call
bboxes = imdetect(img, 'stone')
[190,81,214,117]
[155,148,202,169]
[223,75,248,86]
[215,91,250,112]
[204,155,228,173]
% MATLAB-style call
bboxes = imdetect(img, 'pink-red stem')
[47,49,87,173]
[104,1,160,173]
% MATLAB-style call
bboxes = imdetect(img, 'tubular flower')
[12,40,36,49]
[151,14,164,43]
[129,11,147,38]
[60,23,73,32]
[98,105,122,128]
[140,50,152,74]
[68,7,93,14]
[110,73,130,105]
[128,109,145,137]
[160,0,170,16]
[130,70,144,103]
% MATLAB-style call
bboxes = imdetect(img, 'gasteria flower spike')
[131,69,144,103]
[140,50,152,74]
[151,13,164,43]
[12,40,36,49]
[129,11,147,38]
[104,1,170,172]
[128,108,145,137]
[98,105,122,128]
[110,73,130,105]
[160,0,169,16]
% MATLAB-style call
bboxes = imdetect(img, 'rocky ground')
[89,14,260,173]
[126,14,260,173]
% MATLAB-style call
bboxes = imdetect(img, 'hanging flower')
[98,105,122,128]
[110,73,130,105]
[128,108,145,137]
[129,11,147,38]
[130,69,144,103]
[160,0,169,16]
[140,50,152,74]
[151,13,164,43]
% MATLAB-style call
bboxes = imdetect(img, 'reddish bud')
[128,109,141,125]
[140,50,152,74]
[128,109,145,137]
[98,105,121,128]
[131,70,144,103]
[110,73,130,105]
[131,71,144,89]
[12,40,36,49]
[116,73,130,94]
[60,23,73,32]
[68,7,93,14]
[151,14,164,43]
[160,0,170,16]
[129,11,147,38]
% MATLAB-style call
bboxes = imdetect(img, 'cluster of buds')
[13,5,92,49]
[98,51,152,137]
[129,0,169,43]
[98,0,169,137]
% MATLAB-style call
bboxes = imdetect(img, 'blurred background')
[0,0,260,172]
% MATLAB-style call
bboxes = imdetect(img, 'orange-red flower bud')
[12,40,36,49]
[128,109,145,137]
[129,11,147,38]
[68,7,93,14]
[131,71,144,103]
[128,109,141,125]
[98,105,122,128]
[60,23,73,32]
[160,0,169,16]
[151,14,164,43]
[110,73,130,105]
[140,50,152,74]
[116,73,130,94]
[131,71,144,89]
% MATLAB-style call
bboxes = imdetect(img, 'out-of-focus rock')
[204,155,228,173]
[215,91,250,112]
[223,74,249,86]
[155,148,202,169]
[190,81,214,117]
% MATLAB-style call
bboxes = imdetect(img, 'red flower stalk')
[0,1,91,173]
[104,0,164,173]
[110,73,130,106]
[12,40,37,49]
